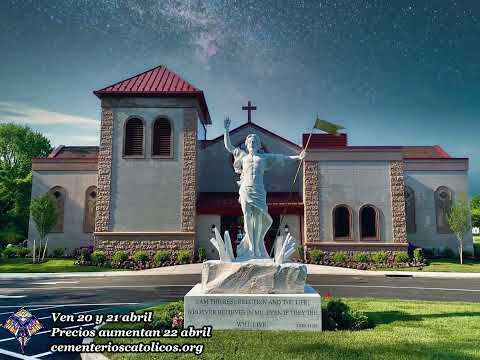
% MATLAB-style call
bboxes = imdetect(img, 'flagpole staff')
[271,124,315,256]
[272,116,344,258]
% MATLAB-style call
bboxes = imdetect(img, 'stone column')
[389,160,407,243]
[95,107,114,232]
[303,161,321,244]
[181,109,197,232]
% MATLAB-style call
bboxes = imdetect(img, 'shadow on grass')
[365,310,480,326]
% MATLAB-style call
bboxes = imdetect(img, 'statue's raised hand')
[224,117,231,130]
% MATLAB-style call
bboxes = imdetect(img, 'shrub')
[332,251,347,264]
[474,243,480,259]
[443,247,456,259]
[15,247,31,258]
[133,250,149,265]
[79,248,92,263]
[395,251,410,263]
[372,251,388,264]
[353,252,369,263]
[154,250,171,266]
[463,250,473,259]
[91,250,106,266]
[146,301,184,329]
[52,248,65,258]
[322,298,371,331]
[413,248,424,262]
[422,248,435,258]
[2,246,17,258]
[177,250,191,264]
[198,247,207,262]
[297,246,305,261]
[112,250,129,264]
[309,249,324,264]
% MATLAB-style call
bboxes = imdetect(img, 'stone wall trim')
[389,160,407,243]
[181,109,197,232]
[95,108,114,232]
[303,161,321,244]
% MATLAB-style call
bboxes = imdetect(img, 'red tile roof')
[303,133,347,148]
[93,65,211,124]
[45,145,99,160]
[401,145,451,159]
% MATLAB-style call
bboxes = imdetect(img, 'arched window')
[124,118,144,157]
[152,118,173,157]
[405,186,416,234]
[333,205,352,240]
[84,185,97,233]
[360,205,379,240]
[435,186,453,233]
[49,186,65,233]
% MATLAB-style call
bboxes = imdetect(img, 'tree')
[0,123,51,240]
[30,193,57,263]
[471,195,480,228]
[447,198,471,264]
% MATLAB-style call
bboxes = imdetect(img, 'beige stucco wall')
[198,125,302,193]
[28,170,97,254]
[108,98,199,232]
[405,170,473,251]
[316,160,393,242]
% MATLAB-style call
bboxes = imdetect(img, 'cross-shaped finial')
[242,100,257,123]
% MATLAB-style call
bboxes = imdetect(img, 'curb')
[1,263,480,279]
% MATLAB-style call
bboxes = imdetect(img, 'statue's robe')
[232,147,289,258]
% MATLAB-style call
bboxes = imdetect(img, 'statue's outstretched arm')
[224,117,235,154]
[287,150,306,161]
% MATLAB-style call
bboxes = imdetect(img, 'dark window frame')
[83,185,97,233]
[152,117,174,159]
[49,186,66,233]
[332,204,353,241]
[405,185,416,234]
[359,204,380,241]
[123,117,146,159]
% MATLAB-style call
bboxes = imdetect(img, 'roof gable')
[202,122,301,151]
[93,65,211,124]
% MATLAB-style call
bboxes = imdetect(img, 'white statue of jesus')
[223,118,305,260]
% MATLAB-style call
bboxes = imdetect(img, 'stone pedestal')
[201,259,307,294]
[184,284,322,331]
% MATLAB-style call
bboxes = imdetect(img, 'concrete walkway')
[1,263,480,279]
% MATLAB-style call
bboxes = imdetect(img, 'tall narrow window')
[124,118,144,156]
[405,186,416,234]
[333,205,352,240]
[84,185,97,233]
[49,186,65,233]
[435,186,453,233]
[152,118,172,157]
[360,205,379,240]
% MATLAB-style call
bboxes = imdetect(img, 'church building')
[28,65,473,258]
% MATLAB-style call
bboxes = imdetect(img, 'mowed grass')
[98,299,480,360]
[0,258,116,272]
[386,258,480,273]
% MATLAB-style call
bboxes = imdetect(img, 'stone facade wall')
[389,160,407,243]
[95,107,114,232]
[96,239,194,257]
[306,243,408,252]
[181,109,197,232]
[303,161,320,244]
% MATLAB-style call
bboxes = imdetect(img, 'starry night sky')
[0,1,479,194]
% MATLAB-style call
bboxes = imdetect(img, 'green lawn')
[97,298,480,360]
[381,258,480,273]
[0,258,116,272]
